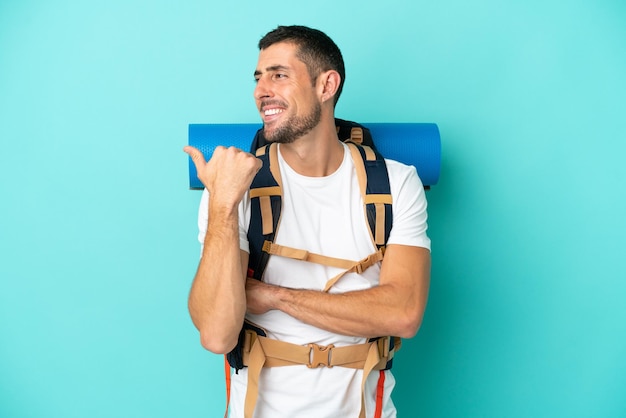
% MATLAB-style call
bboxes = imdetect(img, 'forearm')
[273,283,424,339]
[188,205,247,353]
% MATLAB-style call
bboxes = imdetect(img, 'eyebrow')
[254,65,291,77]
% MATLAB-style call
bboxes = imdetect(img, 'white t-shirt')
[197,142,430,417]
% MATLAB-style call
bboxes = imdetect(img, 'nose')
[254,75,272,100]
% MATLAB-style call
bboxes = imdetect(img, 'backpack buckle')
[307,343,335,368]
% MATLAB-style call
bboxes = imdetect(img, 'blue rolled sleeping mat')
[187,122,441,189]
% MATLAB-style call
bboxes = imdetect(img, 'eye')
[274,73,287,80]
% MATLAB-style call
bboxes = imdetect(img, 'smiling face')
[253,42,322,144]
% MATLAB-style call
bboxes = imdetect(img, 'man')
[184,25,430,418]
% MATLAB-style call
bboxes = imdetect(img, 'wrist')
[208,198,240,219]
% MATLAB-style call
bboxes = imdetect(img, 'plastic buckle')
[355,254,377,274]
[307,343,335,368]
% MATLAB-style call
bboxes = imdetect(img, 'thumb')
[183,146,207,169]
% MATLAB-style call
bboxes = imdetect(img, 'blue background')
[1,1,625,417]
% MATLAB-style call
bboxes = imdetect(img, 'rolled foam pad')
[188,123,441,189]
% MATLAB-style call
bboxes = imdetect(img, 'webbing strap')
[244,336,267,418]
[358,342,383,418]
[249,187,281,236]
[350,143,368,198]
[262,241,384,292]
[249,186,281,199]
[268,143,282,190]
[321,251,383,292]
[241,332,395,418]
[363,194,393,204]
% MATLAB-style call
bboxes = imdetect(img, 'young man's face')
[253,42,321,144]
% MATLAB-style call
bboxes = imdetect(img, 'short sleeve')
[385,160,431,251]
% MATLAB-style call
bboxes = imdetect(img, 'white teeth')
[264,108,283,116]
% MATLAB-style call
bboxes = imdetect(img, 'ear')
[317,70,341,103]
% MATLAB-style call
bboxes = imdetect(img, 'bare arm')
[184,145,261,353]
[245,244,431,339]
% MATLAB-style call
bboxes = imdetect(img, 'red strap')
[374,370,386,418]
[224,355,231,418]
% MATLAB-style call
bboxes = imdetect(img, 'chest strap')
[241,329,398,418]
[262,241,384,292]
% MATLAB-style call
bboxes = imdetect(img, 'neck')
[279,113,344,177]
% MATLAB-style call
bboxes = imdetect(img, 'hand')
[184,145,262,208]
[245,278,278,315]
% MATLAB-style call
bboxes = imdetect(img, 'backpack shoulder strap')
[346,141,393,250]
[247,143,283,280]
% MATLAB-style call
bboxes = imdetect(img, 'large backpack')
[227,118,397,370]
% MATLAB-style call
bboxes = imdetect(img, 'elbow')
[199,329,238,354]
[188,302,240,354]
[399,316,423,339]
[395,306,425,339]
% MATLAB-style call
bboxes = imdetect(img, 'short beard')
[263,102,322,144]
